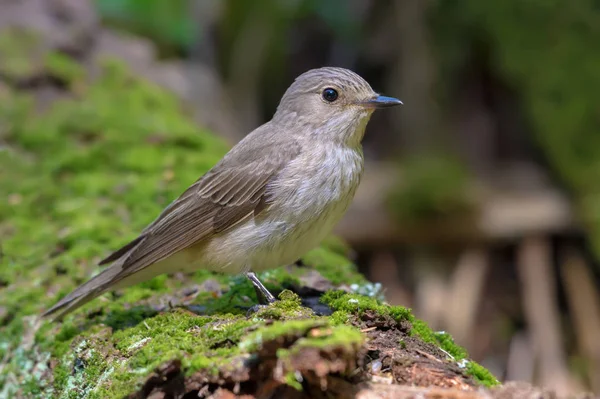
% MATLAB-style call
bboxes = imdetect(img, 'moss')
[301,246,366,285]
[240,319,327,352]
[290,323,363,352]
[283,371,303,391]
[55,323,80,344]
[320,290,412,325]
[240,318,362,359]
[44,53,85,86]
[410,319,467,360]
[410,320,501,385]
[249,290,315,320]
[322,291,497,385]
[466,360,500,387]
[320,235,353,258]
[0,48,228,396]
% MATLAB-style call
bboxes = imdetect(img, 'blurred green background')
[3,0,600,394]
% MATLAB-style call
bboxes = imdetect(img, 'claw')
[246,271,276,304]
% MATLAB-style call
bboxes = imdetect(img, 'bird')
[42,67,402,320]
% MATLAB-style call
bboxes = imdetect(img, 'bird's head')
[273,67,402,146]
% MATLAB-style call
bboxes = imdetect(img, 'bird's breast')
[193,145,364,274]
[265,144,364,232]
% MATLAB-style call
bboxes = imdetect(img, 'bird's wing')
[99,137,301,275]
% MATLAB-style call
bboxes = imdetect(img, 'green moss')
[283,371,303,391]
[290,323,363,352]
[466,360,500,387]
[240,318,362,357]
[410,319,467,360]
[322,291,497,385]
[44,52,85,85]
[320,235,353,257]
[320,290,412,325]
[0,50,229,396]
[410,319,501,385]
[55,323,80,343]
[301,246,366,285]
[240,319,325,352]
[250,290,315,320]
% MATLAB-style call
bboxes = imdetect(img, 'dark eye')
[322,88,338,102]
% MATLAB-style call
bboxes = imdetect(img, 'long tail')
[41,262,125,321]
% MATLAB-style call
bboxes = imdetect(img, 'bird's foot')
[245,271,277,304]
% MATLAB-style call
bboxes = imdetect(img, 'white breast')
[198,144,364,274]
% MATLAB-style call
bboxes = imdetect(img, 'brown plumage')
[42,67,401,320]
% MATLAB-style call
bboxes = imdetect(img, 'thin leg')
[246,271,276,304]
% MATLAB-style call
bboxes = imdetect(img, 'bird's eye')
[322,88,339,102]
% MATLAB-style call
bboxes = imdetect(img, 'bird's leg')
[245,271,276,305]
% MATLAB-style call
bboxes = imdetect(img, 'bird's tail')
[41,262,125,321]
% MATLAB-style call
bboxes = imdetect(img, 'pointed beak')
[358,95,403,109]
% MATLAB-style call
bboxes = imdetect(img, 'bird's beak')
[358,95,403,109]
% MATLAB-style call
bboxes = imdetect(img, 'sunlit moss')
[409,319,468,360]
[249,290,315,320]
[320,290,412,325]
[301,246,366,285]
[321,290,499,387]
[466,360,500,387]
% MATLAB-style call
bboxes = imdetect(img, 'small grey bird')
[42,67,402,320]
